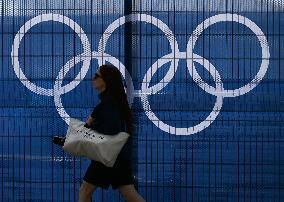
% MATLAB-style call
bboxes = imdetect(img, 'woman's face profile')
[92,68,106,93]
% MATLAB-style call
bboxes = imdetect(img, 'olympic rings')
[11,13,270,135]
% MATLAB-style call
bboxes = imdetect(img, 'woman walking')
[53,64,145,202]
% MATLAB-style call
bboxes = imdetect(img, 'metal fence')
[1,0,283,201]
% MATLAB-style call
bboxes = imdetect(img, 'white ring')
[186,13,270,97]
[140,51,224,135]
[11,13,92,96]
[97,13,180,95]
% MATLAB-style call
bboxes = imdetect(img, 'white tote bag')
[62,118,130,167]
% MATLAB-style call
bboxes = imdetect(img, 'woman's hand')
[85,116,94,127]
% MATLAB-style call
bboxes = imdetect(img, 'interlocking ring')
[11,13,270,135]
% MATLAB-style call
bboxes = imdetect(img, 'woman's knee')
[79,180,97,196]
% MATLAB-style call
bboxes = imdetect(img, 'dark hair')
[98,64,134,135]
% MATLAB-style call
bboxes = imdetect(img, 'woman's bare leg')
[118,184,145,202]
[79,180,97,202]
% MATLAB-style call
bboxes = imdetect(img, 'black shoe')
[52,136,66,146]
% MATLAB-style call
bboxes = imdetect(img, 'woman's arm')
[85,104,100,127]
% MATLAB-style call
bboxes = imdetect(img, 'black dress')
[82,90,135,190]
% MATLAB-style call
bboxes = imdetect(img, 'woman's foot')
[52,136,66,146]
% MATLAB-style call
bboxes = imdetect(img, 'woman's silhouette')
[53,64,145,202]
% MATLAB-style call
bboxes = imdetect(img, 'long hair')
[98,64,134,135]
